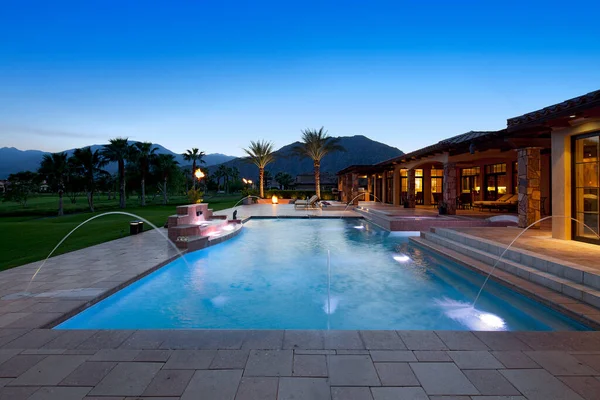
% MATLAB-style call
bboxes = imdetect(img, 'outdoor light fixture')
[393,254,410,262]
[272,195,278,204]
[194,169,205,180]
[242,178,248,184]
[570,115,577,118]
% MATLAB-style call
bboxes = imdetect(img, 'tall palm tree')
[152,154,179,205]
[101,138,133,209]
[243,140,275,198]
[293,127,345,198]
[183,148,206,189]
[39,152,69,216]
[134,142,158,206]
[69,147,107,212]
[215,164,229,192]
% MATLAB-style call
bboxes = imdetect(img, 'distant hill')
[208,135,403,179]
[0,143,236,178]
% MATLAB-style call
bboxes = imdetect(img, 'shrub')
[187,189,204,204]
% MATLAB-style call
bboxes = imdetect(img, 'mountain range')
[207,135,403,179]
[0,143,235,179]
[0,135,403,179]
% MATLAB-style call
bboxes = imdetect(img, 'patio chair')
[294,195,319,209]
[476,194,518,212]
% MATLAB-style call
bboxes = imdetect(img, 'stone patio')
[0,208,598,399]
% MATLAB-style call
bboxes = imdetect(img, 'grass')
[0,193,241,270]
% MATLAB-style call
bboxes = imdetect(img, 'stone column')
[443,162,457,215]
[373,175,378,202]
[423,168,432,206]
[518,148,541,228]
[407,169,416,208]
[367,174,373,202]
[351,173,359,204]
[393,168,401,205]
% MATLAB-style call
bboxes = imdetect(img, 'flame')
[272,195,278,204]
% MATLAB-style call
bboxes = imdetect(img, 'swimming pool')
[57,218,588,330]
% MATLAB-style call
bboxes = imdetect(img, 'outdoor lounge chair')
[474,194,518,211]
[294,195,319,209]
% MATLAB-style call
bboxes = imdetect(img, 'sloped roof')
[507,89,600,129]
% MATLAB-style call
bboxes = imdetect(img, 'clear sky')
[1,0,599,157]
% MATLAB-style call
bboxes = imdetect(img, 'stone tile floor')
[0,211,599,399]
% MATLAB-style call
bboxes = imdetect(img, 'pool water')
[57,219,588,330]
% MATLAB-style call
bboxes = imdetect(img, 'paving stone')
[0,313,29,328]
[524,351,597,375]
[428,396,471,400]
[118,330,169,350]
[29,386,92,400]
[572,354,600,374]
[242,330,283,349]
[473,332,532,351]
[434,331,489,350]
[141,369,194,397]
[463,370,521,395]
[4,312,63,329]
[21,349,65,355]
[210,349,249,369]
[0,328,29,347]
[324,330,364,350]
[0,386,40,399]
[0,348,21,364]
[244,350,293,377]
[559,376,600,400]
[278,377,330,400]
[328,355,380,386]
[398,331,447,350]
[413,351,452,362]
[293,354,328,377]
[370,350,417,362]
[163,349,216,369]
[89,349,141,362]
[76,331,135,350]
[448,351,504,369]
[370,387,429,400]
[295,349,336,355]
[133,349,173,362]
[89,362,162,397]
[374,362,420,386]
[469,397,525,400]
[181,369,242,400]
[491,351,540,369]
[3,329,63,349]
[196,330,246,349]
[500,369,584,400]
[0,378,11,388]
[235,377,278,400]
[59,361,117,386]
[331,386,374,400]
[41,328,96,349]
[336,349,370,355]
[84,397,124,400]
[283,330,324,349]
[10,355,89,386]
[360,331,405,350]
[0,354,47,377]
[409,362,479,395]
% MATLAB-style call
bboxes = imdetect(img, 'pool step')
[415,230,600,310]
[409,235,600,329]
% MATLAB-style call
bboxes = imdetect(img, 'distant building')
[294,172,338,191]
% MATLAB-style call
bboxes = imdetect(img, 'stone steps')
[415,229,600,310]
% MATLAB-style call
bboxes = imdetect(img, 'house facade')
[338,89,600,245]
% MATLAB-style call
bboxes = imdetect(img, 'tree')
[69,147,107,212]
[227,167,240,193]
[243,140,276,198]
[39,152,69,216]
[133,142,158,206]
[215,164,229,192]
[3,171,38,207]
[293,127,345,198]
[275,172,294,189]
[262,170,273,189]
[183,148,206,189]
[101,138,133,209]
[152,154,180,205]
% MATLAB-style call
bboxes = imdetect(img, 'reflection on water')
[435,298,506,331]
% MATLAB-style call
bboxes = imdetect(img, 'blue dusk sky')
[1,0,599,157]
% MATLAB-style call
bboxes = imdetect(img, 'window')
[484,163,507,200]
[461,167,480,194]
[574,134,600,243]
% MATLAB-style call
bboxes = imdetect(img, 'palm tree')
[69,147,107,212]
[101,138,133,209]
[39,152,69,216]
[243,140,275,198]
[133,142,158,206]
[293,127,345,198]
[152,154,180,205]
[215,164,229,192]
[183,148,206,189]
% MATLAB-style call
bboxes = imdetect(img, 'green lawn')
[0,194,241,270]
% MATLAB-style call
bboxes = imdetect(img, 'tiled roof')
[507,89,600,129]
